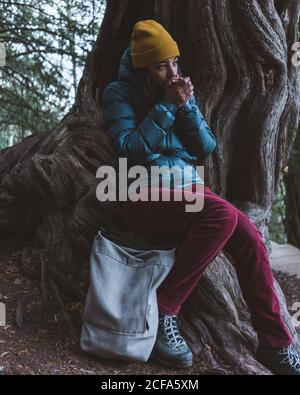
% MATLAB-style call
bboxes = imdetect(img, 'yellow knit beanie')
[130,19,180,68]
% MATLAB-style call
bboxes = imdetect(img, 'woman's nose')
[167,66,178,78]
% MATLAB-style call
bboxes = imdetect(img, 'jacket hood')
[118,43,136,85]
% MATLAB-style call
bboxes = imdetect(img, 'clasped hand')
[164,76,194,107]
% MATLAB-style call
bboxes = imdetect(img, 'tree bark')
[1,0,300,374]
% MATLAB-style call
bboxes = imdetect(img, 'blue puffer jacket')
[101,44,216,192]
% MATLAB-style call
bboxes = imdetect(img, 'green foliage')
[270,127,300,245]
[269,20,300,244]
[0,0,106,149]
[269,175,287,244]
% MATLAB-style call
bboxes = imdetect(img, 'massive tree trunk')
[1,0,300,374]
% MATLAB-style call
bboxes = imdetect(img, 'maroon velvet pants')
[120,184,292,348]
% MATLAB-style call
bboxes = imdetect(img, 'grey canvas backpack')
[80,227,176,362]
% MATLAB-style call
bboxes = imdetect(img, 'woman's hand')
[164,76,194,107]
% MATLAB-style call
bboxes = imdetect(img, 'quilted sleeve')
[102,82,178,164]
[175,95,216,161]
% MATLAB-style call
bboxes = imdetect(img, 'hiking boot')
[257,344,300,375]
[150,312,193,369]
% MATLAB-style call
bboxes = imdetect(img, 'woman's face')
[146,56,179,93]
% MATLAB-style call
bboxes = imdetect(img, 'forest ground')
[0,233,299,375]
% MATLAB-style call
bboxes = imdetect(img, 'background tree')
[0,0,300,374]
[0,0,106,148]
[283,124,300,247]
[270,23,299,246]
[269,175,287,243]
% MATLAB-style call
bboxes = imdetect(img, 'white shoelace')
[159,314,185,348]
[279,345,300,372]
